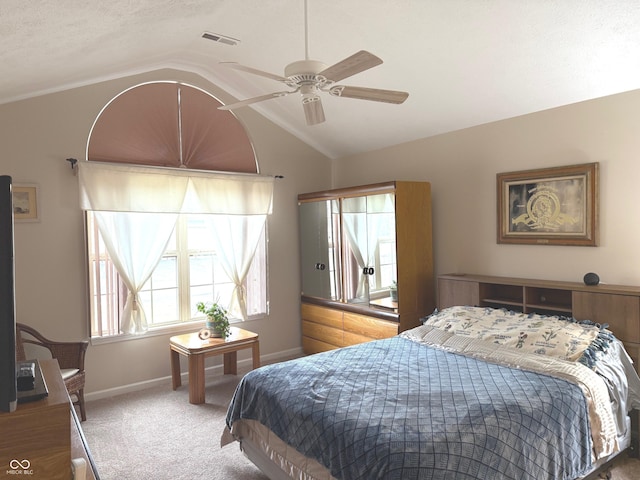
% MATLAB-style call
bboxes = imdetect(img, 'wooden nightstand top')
[170,327,258,354]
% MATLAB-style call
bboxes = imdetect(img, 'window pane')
[190,253,233,313]
[215,282,234,308]
[151,257,177,290]
[214,260,231,283]
[187,215,214,250]
[151,288,179,324]
[138,290,152,320]
[191,285,215,316]
[140,257,178,325]
[379,265,395,289]
[139,288,179,325]
[377,240,396,290]
[190,254,214,285]
[245,229,267,317]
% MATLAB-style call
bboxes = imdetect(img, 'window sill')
[90,320,204,346]
[89,315,266,346]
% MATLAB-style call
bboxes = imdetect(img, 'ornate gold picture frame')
[497,163,598,246]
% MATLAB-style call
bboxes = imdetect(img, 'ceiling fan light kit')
[216,0,408,125]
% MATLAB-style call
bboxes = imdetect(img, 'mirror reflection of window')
[342,193,396,306]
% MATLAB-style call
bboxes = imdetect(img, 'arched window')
[83,82,271,338]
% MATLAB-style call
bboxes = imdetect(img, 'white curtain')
[94,211,178,334]
[208,215,267,320]
[78,161,274,334]
[342,212,368,300]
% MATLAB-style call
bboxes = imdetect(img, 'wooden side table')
[170,327,260,404]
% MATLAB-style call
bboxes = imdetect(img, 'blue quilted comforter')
[226,336,593,480]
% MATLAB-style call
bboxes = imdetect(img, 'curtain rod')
[65,158,284,179]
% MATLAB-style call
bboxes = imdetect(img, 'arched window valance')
[86,81,258,173]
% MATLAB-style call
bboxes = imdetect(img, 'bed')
[221,306,640,480]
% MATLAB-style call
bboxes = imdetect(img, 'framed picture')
[13,184,40,222]
[497,163,598,246]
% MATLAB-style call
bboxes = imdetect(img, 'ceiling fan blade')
[219,62,288,82]
[329,85,409,104]
[302,96,325,125]
[319,51,383,83]
[218,91,295,110]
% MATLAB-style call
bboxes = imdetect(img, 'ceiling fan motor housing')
[284,60,330,87]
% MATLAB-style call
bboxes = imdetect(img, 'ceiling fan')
[216,0,409,126]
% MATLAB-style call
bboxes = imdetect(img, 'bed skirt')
[221,417,631,480]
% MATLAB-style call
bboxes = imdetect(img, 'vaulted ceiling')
[2,1,640,159]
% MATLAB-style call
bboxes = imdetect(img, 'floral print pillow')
[423,305,608,363]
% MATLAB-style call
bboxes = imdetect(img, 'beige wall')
[0,69,332,396]
[333,88,640,287]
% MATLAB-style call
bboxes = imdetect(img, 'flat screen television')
[0,175,17,413]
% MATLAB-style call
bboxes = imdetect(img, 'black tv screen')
[0,175,17,413]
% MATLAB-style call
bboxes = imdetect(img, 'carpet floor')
[82,370,267,480]
[82,369,640,480]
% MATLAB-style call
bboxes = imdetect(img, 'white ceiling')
[2,0,640,159]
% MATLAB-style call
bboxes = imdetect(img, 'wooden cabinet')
[299,181,434,354]
[0,359,99,479]
[573,291,640,347]
[438,273,640,370]
[0,359,70,479]
[70,406,100,480]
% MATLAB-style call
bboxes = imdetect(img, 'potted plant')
[389,281,398,302]
[196,301,231,338]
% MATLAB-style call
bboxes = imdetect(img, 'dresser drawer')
[302,303,343,328]
[342,330,376,347]
[302,320,343,348]
[302,336,340,355]
[343,312,399,340]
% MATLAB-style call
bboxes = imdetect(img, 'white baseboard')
[85,346,303,402]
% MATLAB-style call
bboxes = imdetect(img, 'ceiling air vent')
[202,32,240,46]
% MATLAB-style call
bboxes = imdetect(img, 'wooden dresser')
[438,273,640,369]
[299,181,434,354]
[0,359,99,479]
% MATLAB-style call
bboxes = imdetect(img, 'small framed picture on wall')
[13,184,39,222]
